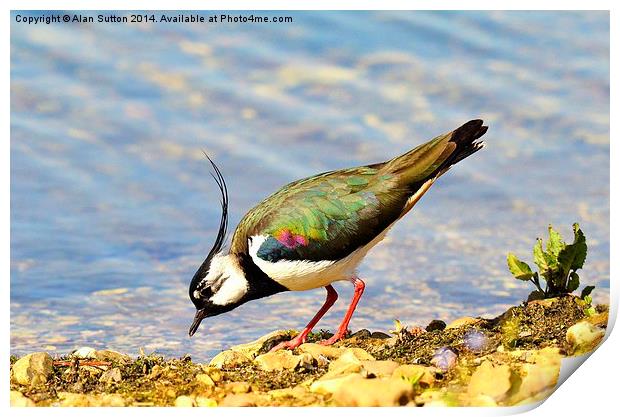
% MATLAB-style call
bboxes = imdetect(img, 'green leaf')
[507,253,534,281]
[567,271,580,292]
[555,224,587,277]
[580,285,595,299]
[546,225,565,257]
[570,223,587,270]
[533,238,549,272]
[584,295,593,305]
[527,290,545,302]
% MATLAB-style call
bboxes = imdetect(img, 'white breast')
[248,228,392,291]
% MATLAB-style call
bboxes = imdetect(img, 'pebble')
[227,381,251,394]
[426,320,447,332]
[57,392,127,406]
[174,395,195,407]
[99,367,123,384]
[196,373,215,387]
[219,393,259,407]
[195,396,217,407]
[208,350,251,368]
[229,329,293,359]
[11,352,53,386]
[297,343,342,360]
[268,386,308,399]
[327,349,362,375]
[10,391,36,407]
[94,349,131,364]
[391,364,437,387]
[467,394,498,406]
[347,347,375,361]
[350,329,372,338]
[467,360,512,401]
[566,321,605,355]
[72,346,96,359]
[446,316,480,329]
[254,350,302,371]
[360,360,400,378]
[507,349,561,404]
[333,377,413,406]
[430,347,457,371]
[310,373,364,395]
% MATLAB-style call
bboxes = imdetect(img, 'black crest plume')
[190,153,229,289]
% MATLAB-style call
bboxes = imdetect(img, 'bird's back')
[230,120,487,270]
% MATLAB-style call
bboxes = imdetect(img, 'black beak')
[189,308,206,337]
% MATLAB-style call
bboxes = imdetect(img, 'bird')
[188,119,488,351]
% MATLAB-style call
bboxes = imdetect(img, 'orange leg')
[270,285,338,352]
[319,276,365,346]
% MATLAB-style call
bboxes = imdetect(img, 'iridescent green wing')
[234,166,408,262]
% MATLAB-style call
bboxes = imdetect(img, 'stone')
[430,347,457,371]
[350,329,372,338]
[174,395,195,407]
[200,366,222,382]
[208,350,251,368]
[391,364,437,387]
[298,343,343,360]
[327,349,362,375]
[195,396,218,407]
[298,352,315,370]
[310,373,364,395]
[57,392,127,407]
[467,394,498,407]
[57,392,92,407]
[254,350,302,371]
[346,347,375,361]
[371,331,392,339]
[468,360,513,401]
[99,367,122,384]
[72,346,96,358]
[12,352,53,386]
[446,316,480,329]
[230,329,294,359]
[10,391,36,407]
[507,349,561,404]
[566,321,605,355]
[360,360,400,377]
[94,349,131,364]
[268,386,308,399]
[227,381,251,394]
[81,365,105,376]
[585,311,609,328]
[99,394,127,406]
[196,373,215,387]
[426,320,447,332]
[333,377,413,406]
[219,393,259,407]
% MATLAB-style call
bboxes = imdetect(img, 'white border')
[4,2,616,417]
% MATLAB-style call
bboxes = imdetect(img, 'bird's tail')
[380,119,488,188]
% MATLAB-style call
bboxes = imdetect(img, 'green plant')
[507,223,593,301]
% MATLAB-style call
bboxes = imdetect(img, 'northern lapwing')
[188,119,488,351]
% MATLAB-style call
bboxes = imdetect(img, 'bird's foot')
[270,334,307,352]
[318,331,346,346]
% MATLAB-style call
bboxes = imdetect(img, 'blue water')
[11,11,609,361]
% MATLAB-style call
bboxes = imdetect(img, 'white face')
[194,254,249,306]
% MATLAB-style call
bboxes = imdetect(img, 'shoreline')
[10,295,608,407]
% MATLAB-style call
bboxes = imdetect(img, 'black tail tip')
[452,119,488,144]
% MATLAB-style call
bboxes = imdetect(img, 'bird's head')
[188,155,249,337]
